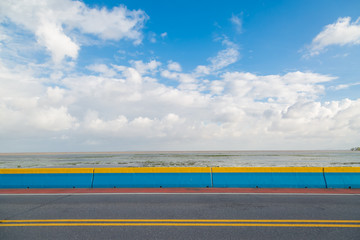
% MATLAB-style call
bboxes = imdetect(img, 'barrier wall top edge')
[211,167,324,173]
[1,167,359,174]
[0,168,94,174]
[94,167,211,173]
[324,167,360,173]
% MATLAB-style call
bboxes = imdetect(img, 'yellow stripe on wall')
[212,167,324,173]
[2,167,358,174]
[0,168,93,174]
[324,167,360,173]
[94,167,211,173]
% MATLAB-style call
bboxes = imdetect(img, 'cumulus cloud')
[0,61,78,135]
[129,60,161,75]
[36,18,80,63]
[0,0,147,63]
[270,99,360,138]
[167,61,182,72]
[222,71,335,103]
[30,106,77,131]
[307,17,360,56]
[2,52,359,151]
[86,64,117,77]
[46,86,66,103]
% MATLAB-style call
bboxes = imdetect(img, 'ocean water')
[0,151,359,168]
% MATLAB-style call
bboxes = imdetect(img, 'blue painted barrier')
[0,167,358,189]
[92,167,212,188]
[0,168,93,188]
[212,167,326,188]
[324,167,360,189]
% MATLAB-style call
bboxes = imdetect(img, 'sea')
[0,151,359,168]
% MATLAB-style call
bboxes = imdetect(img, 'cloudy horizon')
[0,0,359,152]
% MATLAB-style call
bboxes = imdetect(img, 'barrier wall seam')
[322,168,328,189]
[91,168,95,188]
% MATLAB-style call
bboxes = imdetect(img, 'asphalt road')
[1,193,360,239]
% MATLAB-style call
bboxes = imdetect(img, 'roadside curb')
[1,188,360,195]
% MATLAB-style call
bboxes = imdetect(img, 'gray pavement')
[1,193,360,239]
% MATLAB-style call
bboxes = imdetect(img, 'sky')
[0,0,360,152]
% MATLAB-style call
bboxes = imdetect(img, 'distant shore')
[0,150,352,156]
[0,150,359,169]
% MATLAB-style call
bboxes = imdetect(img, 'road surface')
[1,190,359,239]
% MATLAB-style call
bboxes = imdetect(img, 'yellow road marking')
[2,219,360,223]
[1,223,360,228]
[1,219,360,228]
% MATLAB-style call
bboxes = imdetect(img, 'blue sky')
[82,0,360,98]
[0,0,359,152]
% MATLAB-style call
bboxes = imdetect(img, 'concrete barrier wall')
[324,167,360,189]
[92,167,212,188]
[0,167,359,189]
[0,168,93,188]
[212,167,326,188]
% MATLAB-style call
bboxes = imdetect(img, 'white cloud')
[2,52,359,151]
[2,2,360,151]
[210,80,225,95]
[129,60,161,75]
[86,64,117,77]
[0,13,359,150]
[161,70,178,79]
[167,61,182,72]
[46,86,65,104]
[307,17,360,56]
[330,82,360,90]
[30,106,77,131]
[84,111,128,133]
[65,4,147,42]
[230,14,243,33]
[0,0,147,63]
[36,16,80,63]
[148,32,157,43]
[0,60,78,135]
[161,70,200,91]
[269,99,360,138]
[195,39,240,75]
[210,46,239,70]
[222,71,335,104]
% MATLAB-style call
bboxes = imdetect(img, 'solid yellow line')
[2,219,360,223]
[1,223,360,228]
